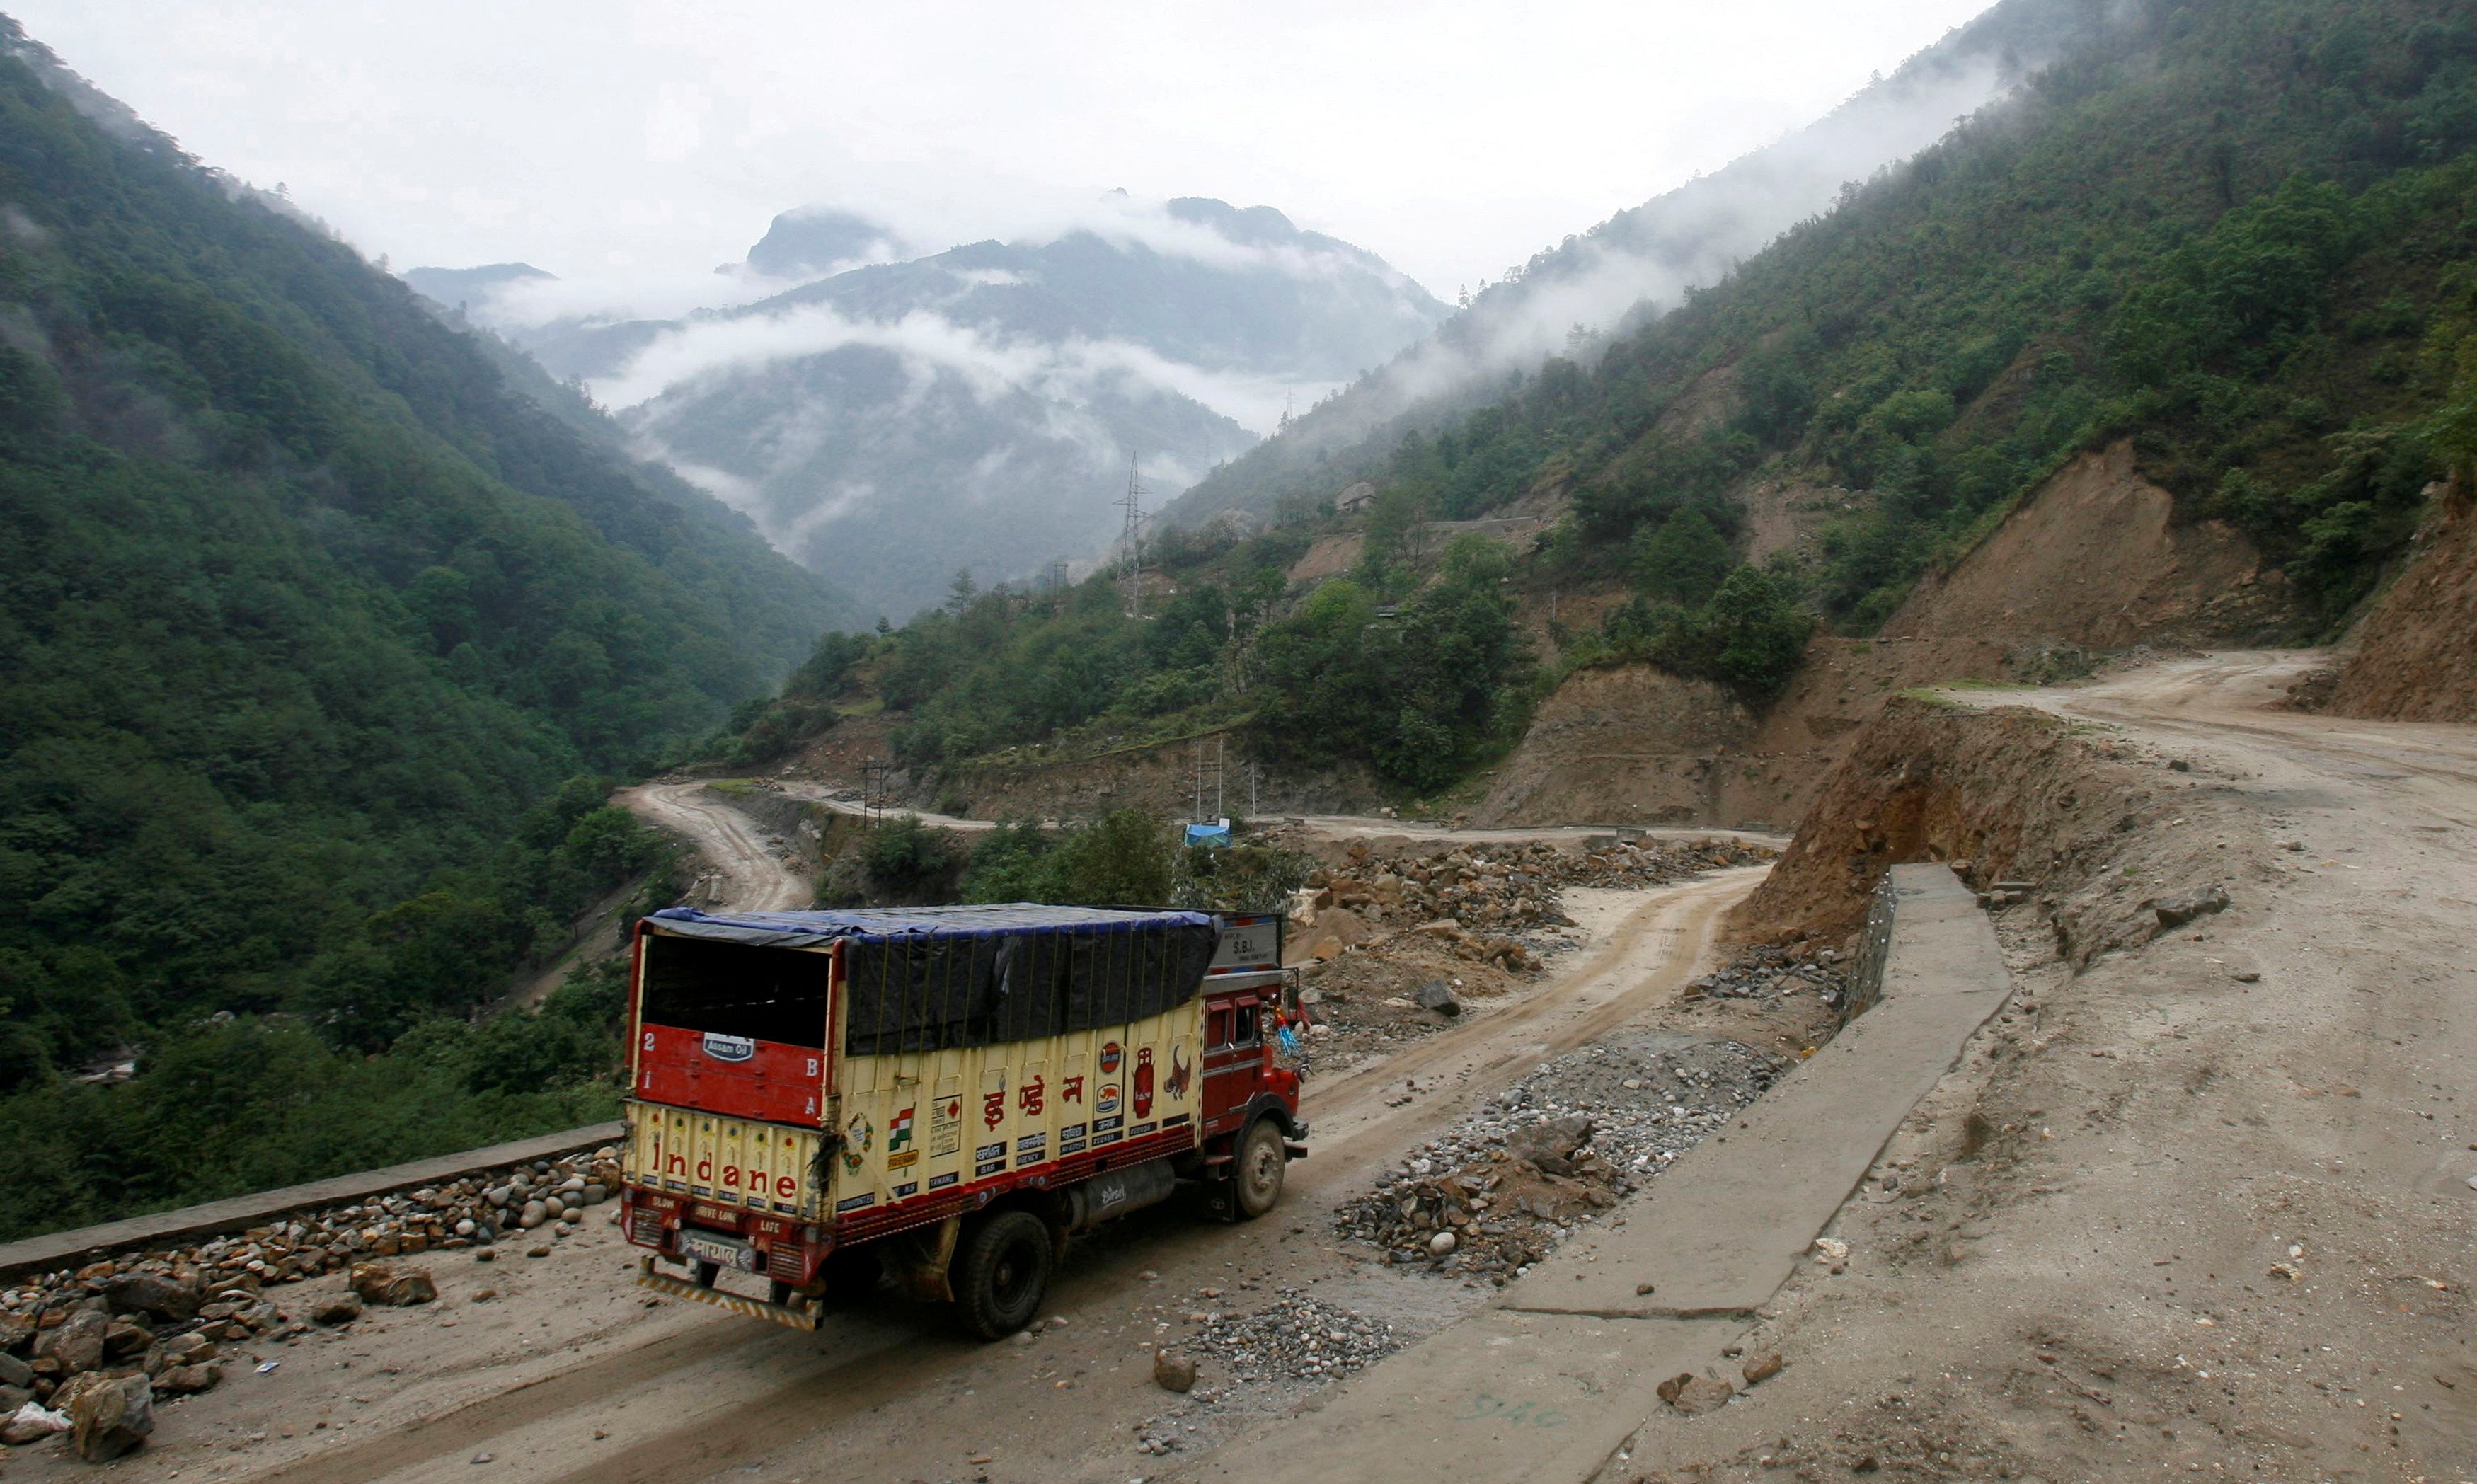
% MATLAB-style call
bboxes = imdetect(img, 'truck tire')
[953,1210,1052,1340]
[1231,1118,1287,1221]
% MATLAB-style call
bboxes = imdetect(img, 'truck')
[614,903,1304,1336]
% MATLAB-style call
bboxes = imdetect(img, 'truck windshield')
[640,934,829,1048]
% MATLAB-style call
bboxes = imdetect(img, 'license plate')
[677,1231,759,1272]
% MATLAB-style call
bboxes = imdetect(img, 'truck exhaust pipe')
[1059,1158,1179,1233]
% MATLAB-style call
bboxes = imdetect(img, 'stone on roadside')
[102,1272,201,1323]
[35,1310,108,1376]
[1656,1373,1734,1415]
[154,1363,221,1397]
[1505,1114,1595,1177]
[1413,979,1461,1016]
[1427,1231,1457,1256]
[1741,1351,1783,1385]
[2150,884,2230,929]
[69,1372,153,1462]
[311,1293,364,1326]
[519,1200,548,1230]
[1152,1350,1198,1392]
[0,1351,30,1388]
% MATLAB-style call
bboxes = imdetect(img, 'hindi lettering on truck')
[616,904,1304,1337]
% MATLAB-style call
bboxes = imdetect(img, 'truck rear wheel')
[953,1210,1052,1340]
[1231,1118,1287,1220]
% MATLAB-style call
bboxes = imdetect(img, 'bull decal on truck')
[840,1112,873,1174]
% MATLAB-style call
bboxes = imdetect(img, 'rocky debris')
[1658,1372,1735,1414]
[2149,883,2230,929]
[1334,1035,1788,1279]
[1685,939,1854,1008]
[1185,1293,1398,1386]
[1302,836,1769,964]
[68,1372,152,1462]
[1152,1349,1198,1392]
[0,1144,619,1414]
[1412,979,1461,1016]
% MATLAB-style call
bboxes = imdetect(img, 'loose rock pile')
[1311,836,1768,949]
[1184,1292,1399,1386]
[1686,941,1854,1008]
[1333,1036,1788,1280]
[0,1144,619,1456]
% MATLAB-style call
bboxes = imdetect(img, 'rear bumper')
[637,1255,822,1331]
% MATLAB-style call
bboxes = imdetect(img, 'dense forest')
[1182,0,2477,635]
[0,23,854,1238]
[719,0,2477,821]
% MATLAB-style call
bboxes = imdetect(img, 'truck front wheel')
[953,1210,1052,1340]
[1232,1118,1287,1220]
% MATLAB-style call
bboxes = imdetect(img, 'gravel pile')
[1689,941,1854,1007]
[0,1145,620,1427]
[1184,1291,1400,1386]
[1333,1036,1790,1281]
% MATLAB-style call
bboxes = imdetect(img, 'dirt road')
[1587,652,2477,1481]
[22,867,1762,1484]
[617,781,812,912]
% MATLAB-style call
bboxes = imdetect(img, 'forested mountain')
[728,0,2477,801]
[420,198,1448,619]
[1157,0,2121,531]
[0,18,856,1236]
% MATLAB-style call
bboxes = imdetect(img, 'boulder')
[101,1273,201,1323]
[0,1351,30,1388]
[1151,1350,1198,1392]
[2149,884,2230,929]
[153,1363,220,1397]
[1413,979,1461,1016]
[69,1372,152,1462]
[102,1320,153,1359]
[35,1310,108,1376]
[311,1293,364,1326]
[349,1262,435,1306]
[1505,1114,1596,1177]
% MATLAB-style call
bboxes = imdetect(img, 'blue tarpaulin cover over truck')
[644,905,1217,1057]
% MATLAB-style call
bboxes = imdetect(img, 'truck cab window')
[1231,1003,1259,1047]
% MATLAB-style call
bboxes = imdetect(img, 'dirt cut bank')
[1734,694,2268,969]
[2331,475,2477,720]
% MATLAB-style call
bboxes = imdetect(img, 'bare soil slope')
[1885,440,2287,648]
[2331,478,2477,720]
[1471,667,1757,827]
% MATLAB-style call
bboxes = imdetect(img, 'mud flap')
[886,1215,962,1303]
[637,1255,822,1330]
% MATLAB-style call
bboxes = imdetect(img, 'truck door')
[1201,994,1265,1132]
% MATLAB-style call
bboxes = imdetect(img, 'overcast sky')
[14,0,1996,311]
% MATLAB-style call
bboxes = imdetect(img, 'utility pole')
[1118,454,1147,620]
[861,758,889,831]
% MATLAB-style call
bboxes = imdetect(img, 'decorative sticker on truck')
[839,1112,873,1175]
[1166,1042,1192,1100]
[930,1095,962,1157]
[1099,1042,1122,1074]
[1134,1047,1155,1117]
[1097,1084,1121,1115]
[886,1107,917,1170]
[701,1033,755,1062]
